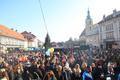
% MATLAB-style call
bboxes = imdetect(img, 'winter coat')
[82,71,93,80]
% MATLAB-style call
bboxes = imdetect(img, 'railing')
[103,37,115,42]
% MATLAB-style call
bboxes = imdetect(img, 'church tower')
[85,9,93,35]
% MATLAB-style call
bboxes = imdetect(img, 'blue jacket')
[118,73,120,80]
[82,71,93,80]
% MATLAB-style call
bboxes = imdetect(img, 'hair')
[58,65,62,71]
[75,64,81,73]
[48,70,55,77]
[81,62,87,70]
[91,63,95,68]
[87,66,92,73]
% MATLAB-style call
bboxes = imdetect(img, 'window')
[9,39,11,45]
[110,24,113,30]
[11,39,14,45]
[106,23,113,31]
[106,32,114,39]
[6,38,9,45]
[90,27,91,30]
[119,22,120,30]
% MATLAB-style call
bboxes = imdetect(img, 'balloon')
[46,49,50,56]
[48,48,50,52]
[50,48,54,53]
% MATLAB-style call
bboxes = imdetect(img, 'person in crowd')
[8,65,15,80]
[13,64,23,80]
[0,47,120,80]
[43,70,57,80]
[63,63,72,80]
[91,63,95,71]
[73,64,82,80]
[82,66,93,80]
[55,65,64,80]
[92,63,106,80]
[113,62,120,80]
[71,68,76,80]
[118,73,120,80]
[35,62,44,80]
[62,66,72,80]
[39,62,46,79]
[22,61,33,80]
[81,62,88,78]
[0,68,9,80]
[105,62,115,80]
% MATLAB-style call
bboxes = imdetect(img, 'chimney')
[11,28,14,30]
[113,9,117,17]
[113,9,117,13]
[103,14,106,20]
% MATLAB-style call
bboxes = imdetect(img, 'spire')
[85,8,93,26]
[87,8,91,19]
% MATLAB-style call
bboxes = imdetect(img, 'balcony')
[104,37,115,42]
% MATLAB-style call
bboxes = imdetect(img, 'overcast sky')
[0,0,120,42]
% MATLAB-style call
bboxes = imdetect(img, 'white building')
[98,9,120,49]
[79,29,86,45]
[0,25,25,52]
[21,31,39,48]
[80,9,120,49]
[23,38,39,48]
[83,9,100,47]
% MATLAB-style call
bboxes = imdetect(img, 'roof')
[0,25,25,41]
[98,10,120,24]
[21,31,36,41]
[80,29,86,37]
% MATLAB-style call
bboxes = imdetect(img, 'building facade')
[21,31,39,48]
[80,9,120,49]
[83,9,100,47]
[0,25,25,52]
[86,24,100,47]
[98,9,120,49]
[79,29,86,45]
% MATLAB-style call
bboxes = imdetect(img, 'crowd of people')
[0,48,120,80]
